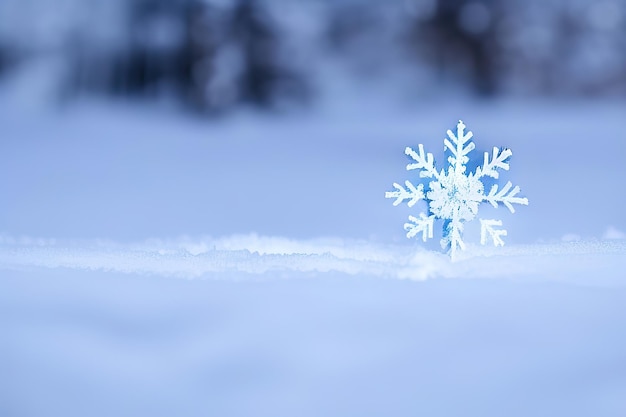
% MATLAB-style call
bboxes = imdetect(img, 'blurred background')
[1,0,625,243]
[0,0,625,111]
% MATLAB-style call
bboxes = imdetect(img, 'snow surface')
[1,92,626,416]
[3,257,626,417]
[1,235,625,284]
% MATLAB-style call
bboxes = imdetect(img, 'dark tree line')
[67,0,307,112]
[406,0,502,96]
[401,0,626,96]
[323,0,626,97]
[1,0,624,108]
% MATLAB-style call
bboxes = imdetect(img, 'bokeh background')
[1,0,625,111]
[1,0,625,243]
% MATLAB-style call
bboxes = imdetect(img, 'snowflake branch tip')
[480,219,508,246]
[385,181,424,207]
[404,214,434,242]
[478,147,512,179]
[445,120,475,170]
[405,144,439,179]
[485,181,529,213]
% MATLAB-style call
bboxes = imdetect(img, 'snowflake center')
[428,171,483,221]
[445,181,462,202]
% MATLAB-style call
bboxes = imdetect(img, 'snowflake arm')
[444,120,475,172]
[484,181,529,213]
[480,219,507,247]
[404,213,435,242]
[385,181,424,207]
[385,120,528,256]
[476,147,512,179]
[442,214,466,258]
[405,145,441,179]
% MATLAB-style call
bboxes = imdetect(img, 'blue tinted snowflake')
[385,120,528,257]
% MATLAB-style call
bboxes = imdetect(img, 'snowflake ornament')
[385,120,528,257]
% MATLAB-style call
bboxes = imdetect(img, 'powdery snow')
[3,257,626,417]
[1,234,624,284]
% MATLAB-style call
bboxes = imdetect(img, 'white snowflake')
[385,120,528,257]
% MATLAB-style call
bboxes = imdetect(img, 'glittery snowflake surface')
[386,120,528,257]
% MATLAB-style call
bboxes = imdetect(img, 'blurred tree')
[176,0,220,110]
[325,4,381,52]
[69,0,212,104]
[323,2,396,77]
[65,0,306,112]
[406,0,503,96]
[228,0,307,108]
[0,44,12,76]
[497,0,626,96]
[111,0,218,106]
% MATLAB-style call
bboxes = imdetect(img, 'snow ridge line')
[0,245,405,279]
[0,236,625,282]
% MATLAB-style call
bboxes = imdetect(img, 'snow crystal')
[386,120,528,257]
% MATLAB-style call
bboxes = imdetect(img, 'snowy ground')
[1,92,626,416]
[4,267,626,417]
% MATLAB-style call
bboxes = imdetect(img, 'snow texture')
[386,120,528,257]
[1,235,625,284]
